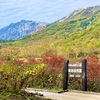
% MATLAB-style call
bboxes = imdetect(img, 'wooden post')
[82,59,87,91]
[63,60,69,90]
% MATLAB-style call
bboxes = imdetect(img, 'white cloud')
[0,0,100,28]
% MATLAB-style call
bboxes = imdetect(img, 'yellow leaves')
[48,75,53,83]
[58,73,63,79]
[25,64,46,76]
[28,69,37,76]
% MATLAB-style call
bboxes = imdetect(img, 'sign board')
[68,63,82,67]
[68,63,82,78]
[68,68,82,73]
[63,59,87,91]
[69,74,82,78]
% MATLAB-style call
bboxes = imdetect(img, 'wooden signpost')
[63,59,87,91]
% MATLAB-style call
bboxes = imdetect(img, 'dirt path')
[24,88,100,100]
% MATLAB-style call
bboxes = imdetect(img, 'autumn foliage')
[41,51,64,73]
[0,51,100,93]
[87,55,100,78]
[13,57,38,67]
[80,55,100,78]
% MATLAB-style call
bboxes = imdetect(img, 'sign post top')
[68,63,82,67]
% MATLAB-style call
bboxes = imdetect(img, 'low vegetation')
[0,51,100,99]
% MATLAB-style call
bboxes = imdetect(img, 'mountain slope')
[44,6,100,36]
[0,6,100,59]
[0,20,47,40]
[17,6,100,44]
[58,6,100,21]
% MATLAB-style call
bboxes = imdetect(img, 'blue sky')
[0,0,100,28]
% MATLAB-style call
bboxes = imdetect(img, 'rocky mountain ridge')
[0,20,47,40]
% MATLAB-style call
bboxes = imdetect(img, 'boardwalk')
[25,88,100,100]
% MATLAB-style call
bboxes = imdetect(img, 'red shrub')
[13,58,25,66]
[27,57,38,65]
[0,61,2,65]
[41,51,64,73]
[13,57,38,67]
[0,57,5,65]
[80,55,100,78]
[87,56,100,78]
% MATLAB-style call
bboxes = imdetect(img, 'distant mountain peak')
[57,5,100,23]
[0,20,47,41]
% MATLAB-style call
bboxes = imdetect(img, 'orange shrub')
[41,51,64,73]
[80,55,100,78]
[87,56,100,78]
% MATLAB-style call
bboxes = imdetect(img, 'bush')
[41,51,64,73]
[0,58,63,93]
[0,53,100,95]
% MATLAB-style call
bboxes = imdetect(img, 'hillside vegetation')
[0,6,100,59]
